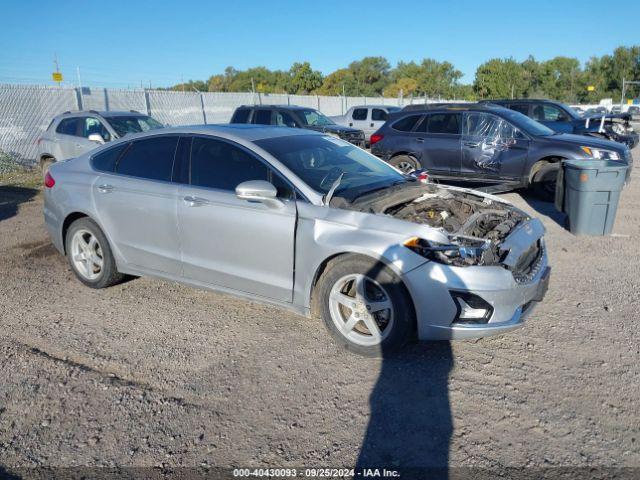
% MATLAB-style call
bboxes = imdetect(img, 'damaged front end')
[347,183,544,272]
[583,114,639,149]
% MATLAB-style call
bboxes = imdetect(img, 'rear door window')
[275,111,299,128]
[253,110,272,125]
[426,113,461,134]
[231,108,251,123]
[190,137,269,191]
[92,143,127,172]
[372,109,388,121]
[392,115,422,132]
[116,135,178,182]
[352,108,368,120]
[56,118,81,136]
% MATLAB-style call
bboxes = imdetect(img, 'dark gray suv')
[370,103,633,200]
[230,105,365,147]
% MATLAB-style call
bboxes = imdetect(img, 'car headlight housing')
[580,146,621,161]
[403,236,492,266]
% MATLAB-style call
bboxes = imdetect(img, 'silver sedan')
[43,125,550,356]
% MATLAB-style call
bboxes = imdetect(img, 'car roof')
[236,104,316,111]
[400,102,510,114]
[110,123,324,142]
[482,99,561,105]
[56,110,147,118]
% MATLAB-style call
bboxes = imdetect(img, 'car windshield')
[386,107,401,113]
[297,109,336,126]
[106,115,164,137]
[557,103,582,119]
[498,109,556,136]
[254,135,408,200]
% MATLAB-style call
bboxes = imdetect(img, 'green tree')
[317,68,358,95]
[347,56,391,96]
[474,58,528,99]
[288,62,323,94]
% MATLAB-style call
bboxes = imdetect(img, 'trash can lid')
[564,159,628,171]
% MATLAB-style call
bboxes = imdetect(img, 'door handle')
[97,184,113,193]
[183,195,208,207]
[464,141,480,148]
[370,123,374,127]
[416,137,425,143]
[349,123,353,127]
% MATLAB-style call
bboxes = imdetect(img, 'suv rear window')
[253,110,272,125]
[231,108,251,123]
[116,136,178,182]
[56,118,80,136]
[392,115,422,132]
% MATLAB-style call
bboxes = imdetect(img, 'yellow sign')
[52,72,63,82]
[587,85,595,91]
[628,99,633,105]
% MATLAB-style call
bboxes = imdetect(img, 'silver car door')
[350,107,370,132]
[177,136,296,302]
[54,117,83,159]
[370,108,390,138]
[76,116,112,156]
[92,135,182,275]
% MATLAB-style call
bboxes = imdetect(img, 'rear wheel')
[389,155,419,174]
[530,162,559,202]
[315,255,415,357]
[65,217,124,289]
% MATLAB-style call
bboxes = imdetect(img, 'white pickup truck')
[330,105,401,144]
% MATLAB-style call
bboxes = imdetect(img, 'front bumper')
[402,251,550,341]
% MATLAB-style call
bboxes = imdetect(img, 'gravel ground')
[1,146,639,477]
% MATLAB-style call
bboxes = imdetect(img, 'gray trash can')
[555,159,628,236]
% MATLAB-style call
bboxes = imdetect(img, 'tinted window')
[231,108,251,123]
[56,118,80,136]
[427,113,461,134]
[509,104,529,115]
[531,104,569,122]
[352,108,368,121]
[372,109,388,121]
[392,115,422,132]
[190,137,268,191]
[82,117,111,141]
[116,136,178,182]
[253,110,272,125]
[92,143,127,172]
[275,111,299,127]
[269,171,295,199]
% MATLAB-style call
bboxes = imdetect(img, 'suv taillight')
[370,134,383,145]
[44,172,55,188]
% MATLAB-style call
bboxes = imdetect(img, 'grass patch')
[0,154,41,189]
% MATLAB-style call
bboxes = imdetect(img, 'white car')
[331,105,401,144]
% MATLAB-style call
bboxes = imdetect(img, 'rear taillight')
[44,171,55,188]
[370,133,383,145]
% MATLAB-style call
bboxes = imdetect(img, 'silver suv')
[36,110,163,174]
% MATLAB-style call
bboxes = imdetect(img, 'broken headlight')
[403,236,490,266]
[580,146,621,161]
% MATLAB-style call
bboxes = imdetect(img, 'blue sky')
[0,0,638,88]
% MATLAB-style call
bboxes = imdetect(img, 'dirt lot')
[1,148,639,476]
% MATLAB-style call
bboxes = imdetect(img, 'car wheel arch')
[308,251,406,317]
[528,156,565,185]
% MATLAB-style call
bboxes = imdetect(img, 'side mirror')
[87,133,105,144]
[235,180,283,209]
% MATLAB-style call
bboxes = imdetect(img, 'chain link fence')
[0,83,450,167]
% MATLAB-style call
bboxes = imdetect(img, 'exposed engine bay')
[341,182,531,266]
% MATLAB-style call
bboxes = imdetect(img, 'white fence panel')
[202,92,254,123]
[0,84,78,164]
[107,89,148,113]
[148,90,204,125]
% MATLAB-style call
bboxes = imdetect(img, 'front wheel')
[530,163,559,202]
[315,255,415,357]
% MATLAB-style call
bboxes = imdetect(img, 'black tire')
[389,155,420,174]
[65,217,124,289]
[40,157,55,178]
[314,254,415,357]
[531,162,559,202]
